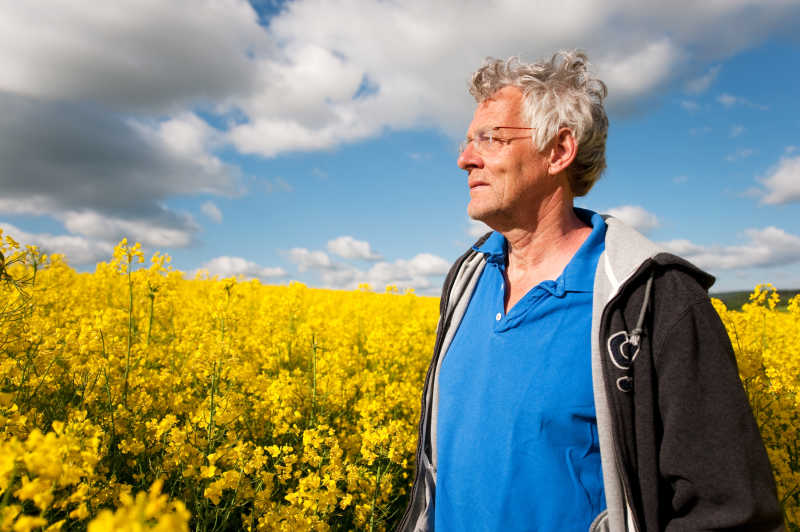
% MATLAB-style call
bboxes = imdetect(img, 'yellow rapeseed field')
[1,229,798,531]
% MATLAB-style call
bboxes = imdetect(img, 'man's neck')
[495,197,592,312]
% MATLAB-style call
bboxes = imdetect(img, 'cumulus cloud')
[286,248,336,272]
[661,227,800,270]
[596,39,683,111]
[285,237,450,292]
[760,155,800,204]
[3,2,798,159]
[0,93,237,252]
[326,236,382,261]
[685,64,721,94]
[605,205,660,235]
[201,201,223,223]
[0,1,266,112]
[60,210,199,248]
[320,253,451,293]
[0,222,113,266]
[226,1,800,155]
[198,256,287,281]
[0,3,247,260]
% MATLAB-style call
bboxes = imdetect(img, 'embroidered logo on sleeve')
[607,331,639,370]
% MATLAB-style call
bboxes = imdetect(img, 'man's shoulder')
[438,232,493,303]
[602,215,714,291]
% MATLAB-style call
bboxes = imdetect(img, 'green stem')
[0,464,17,510]
[146,293,155,346]
[208,360,218,455]
[311,335,318,425]
[369,455,385,532]
[123,268,134,408]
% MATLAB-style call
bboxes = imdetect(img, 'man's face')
[457,86,554,229]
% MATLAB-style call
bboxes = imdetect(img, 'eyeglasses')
[458,126,534,155]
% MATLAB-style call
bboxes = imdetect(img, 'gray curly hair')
[469,51,608,197]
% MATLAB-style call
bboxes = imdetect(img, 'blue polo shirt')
[435,208,607,531]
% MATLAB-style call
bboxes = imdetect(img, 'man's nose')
[458,142,483,171]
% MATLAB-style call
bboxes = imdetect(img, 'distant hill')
[709,289,800,311]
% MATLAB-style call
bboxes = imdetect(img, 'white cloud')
[286,238,450,292]
[726,148,754,162]
[311,167,329,180]
[405,253,451,276]
[0,0,267,112]
[326,236,382,261]
[717,92,768,110]
[680,100,700,111]
[730,124,745,137]
[286,248,335,272]
[718,93,738,107]
[661,227,800,270]
[135,113,229,179]
[0,93,237,255]
[785,145,797,154]
[60,210,198,248]
[685,64,721,94]
[201,201,223,223]
[198,256,287,281]
[0,197,200,253]
[2,1,796,162]
[225,1,798,155]
[760,155,800,204]
[605,205,660,235]
[596,39,683,110]
[264,177,293,194]
[0,222,113,266]
[319,253,451,293]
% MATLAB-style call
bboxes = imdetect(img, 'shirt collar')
[562,208,607,292]
[471,208,607,292]
[473,230,507,265]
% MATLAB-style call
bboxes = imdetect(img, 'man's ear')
[547,128,577,175]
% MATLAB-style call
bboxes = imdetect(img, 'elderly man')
[398,52,782,531]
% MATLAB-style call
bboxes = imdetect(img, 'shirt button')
[495,312,502,321]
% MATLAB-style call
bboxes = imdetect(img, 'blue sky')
[1,1,799,294]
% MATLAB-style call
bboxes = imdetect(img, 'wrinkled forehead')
[467,86,526,134]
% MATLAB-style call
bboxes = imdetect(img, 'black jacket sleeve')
[653,297,784,531]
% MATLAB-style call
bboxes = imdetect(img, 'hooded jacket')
[397,216,783,531]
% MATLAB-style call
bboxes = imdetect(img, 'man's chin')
[467,203,488,221]
[468,204,496,225]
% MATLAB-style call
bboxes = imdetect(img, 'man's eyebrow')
[467,127,488,137]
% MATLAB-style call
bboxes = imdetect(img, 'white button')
[495,312,502,321]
